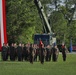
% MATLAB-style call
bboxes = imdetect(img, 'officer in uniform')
[29,44,34,64]
[10,43,15,61]
[45,46,49,61]
[51,44,57,62]
[39,39,45,64]
[17,43,23,61]
[14,43,17,60]
[6,43,10,60]
[40,44,45,64]
[24,44,28,61]
[55,45,59,61]
[46,45,52,61]
[21,44,24,61]
[61,43,67,61]
[1,43,7,61]
[39,39,44,64]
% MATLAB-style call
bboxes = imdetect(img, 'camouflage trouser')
[52,54,57,62]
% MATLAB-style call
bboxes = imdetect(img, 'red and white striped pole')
[0,0,7,51]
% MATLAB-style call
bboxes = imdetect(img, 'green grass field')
[0,53,76,75]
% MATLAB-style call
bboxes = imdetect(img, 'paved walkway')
[68,52,76,54]
[59,52,76,54]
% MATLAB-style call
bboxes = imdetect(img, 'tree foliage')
[40,0,76,45]
[6,0,76,46]
[6,0,43,44]
[50,11,68,44]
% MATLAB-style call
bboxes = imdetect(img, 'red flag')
[0,0,7,51]
[39,40,43,48]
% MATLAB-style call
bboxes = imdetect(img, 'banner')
[0,0,7,51]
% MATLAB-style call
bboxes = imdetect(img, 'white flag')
[0,0,7,51]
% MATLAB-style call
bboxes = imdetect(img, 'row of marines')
[1,42,67,64]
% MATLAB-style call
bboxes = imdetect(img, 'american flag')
[0,0,7,51]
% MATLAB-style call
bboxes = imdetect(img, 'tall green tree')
[6,0,76,46]
[6,0,43,43]
[50,11,68,44]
